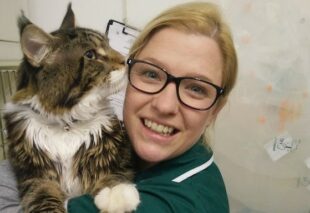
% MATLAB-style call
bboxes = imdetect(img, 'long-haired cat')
[3,4,139,213]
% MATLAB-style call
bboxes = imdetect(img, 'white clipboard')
[105,19,140,56]
[105,20,140,120]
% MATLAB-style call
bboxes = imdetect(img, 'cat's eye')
[84,49,97,60]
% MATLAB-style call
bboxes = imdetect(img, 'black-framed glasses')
[127,58,225,111]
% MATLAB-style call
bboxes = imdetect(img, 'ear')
[17,11,32,36]
[207,98,227,126]
[20,24,54,67]
[60,3,75,30]
[212,98,227,116]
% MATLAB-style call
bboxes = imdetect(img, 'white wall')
[0,0,27,64]
[25,0,124,33]
[0,0,125,64]
[1,0,310,212]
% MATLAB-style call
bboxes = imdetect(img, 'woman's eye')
[144,71,159,79]
[84,50,97,59]
[140,70,161,81]
[190,86,205,94]
[185,84,209,98]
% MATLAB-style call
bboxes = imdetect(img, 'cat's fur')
[3,4,139,213]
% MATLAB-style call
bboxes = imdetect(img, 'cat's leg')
[75,122,140,212]
[8,143,67,212]
[91,175,140,213]
[94,183,140,213]
[20,178,66,213]
[77,155,140,212]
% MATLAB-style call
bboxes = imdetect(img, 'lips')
[143,119,175,136]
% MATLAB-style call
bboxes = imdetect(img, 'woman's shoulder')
[187,161,229,212]
[136,161,229,213]
[171,160,229,212]
[135,144,229,212]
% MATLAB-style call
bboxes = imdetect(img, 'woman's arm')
[67,182,214,213]
[67,162,229,213]
[0,160,23,213]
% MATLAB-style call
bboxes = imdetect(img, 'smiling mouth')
[143,119,177,136]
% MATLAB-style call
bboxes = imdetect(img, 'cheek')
[184,111,213,134]
[123,86,149,113]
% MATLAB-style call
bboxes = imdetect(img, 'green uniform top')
[67,140,229,213]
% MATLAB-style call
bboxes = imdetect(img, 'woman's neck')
[137,158,157,171]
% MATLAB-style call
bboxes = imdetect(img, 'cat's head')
[14,4,126,116]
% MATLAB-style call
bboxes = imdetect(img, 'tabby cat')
[3,4,139,213]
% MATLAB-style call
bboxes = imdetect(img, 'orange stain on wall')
[257,115,267,125]
[243,2,253,13]
[266,84,273,93]
[240,33,252,44]
[278,100,302,132]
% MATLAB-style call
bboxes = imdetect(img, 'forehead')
[137,28,223,85]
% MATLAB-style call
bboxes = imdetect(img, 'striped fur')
[4,4,138,213]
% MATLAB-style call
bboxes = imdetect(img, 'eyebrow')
[185,72,214,83]
[138,57,166,69]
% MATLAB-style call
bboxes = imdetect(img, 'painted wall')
[212,1,310,212]
[0,0,27,64]
[0,0,309,212]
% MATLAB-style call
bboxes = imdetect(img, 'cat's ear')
[20,24,54,67]
[17,11,32,36]
[60,3,75,30]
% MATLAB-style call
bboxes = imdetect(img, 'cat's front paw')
[94,183,140,213]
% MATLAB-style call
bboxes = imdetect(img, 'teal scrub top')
[67,141,229,213]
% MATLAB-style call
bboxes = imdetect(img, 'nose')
[151,83,179,115]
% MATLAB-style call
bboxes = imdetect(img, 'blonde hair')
[129,2,238,102]
[128,2,238,145]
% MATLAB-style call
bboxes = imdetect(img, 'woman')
[68,1,237,212]
[0,2,237,212]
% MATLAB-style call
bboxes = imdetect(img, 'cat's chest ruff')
[5,89,115,161]
[25,111,113,161]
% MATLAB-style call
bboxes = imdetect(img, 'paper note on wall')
[264,133,301,161]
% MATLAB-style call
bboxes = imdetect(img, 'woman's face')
[124,28,223,167]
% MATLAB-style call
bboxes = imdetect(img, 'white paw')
[94,183,140,213]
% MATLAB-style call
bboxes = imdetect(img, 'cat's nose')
[111,55,125,70]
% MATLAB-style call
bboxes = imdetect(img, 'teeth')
[144,119,174,136]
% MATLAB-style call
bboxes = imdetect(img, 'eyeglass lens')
[128,59,221,110]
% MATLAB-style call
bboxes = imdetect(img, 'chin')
[136,145,167,164]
